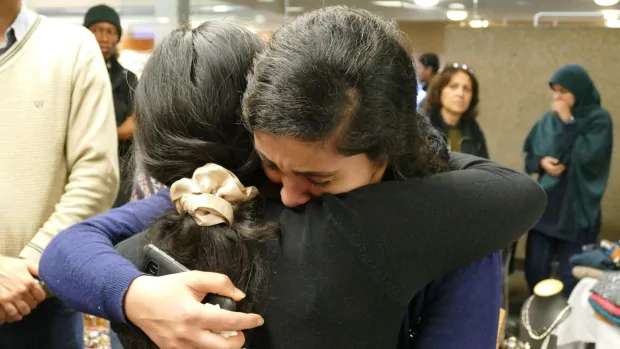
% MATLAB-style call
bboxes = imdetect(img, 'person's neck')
[0,1,21,40]
[440,108,461,126]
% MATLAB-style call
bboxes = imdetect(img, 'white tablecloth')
[553,277,620,349]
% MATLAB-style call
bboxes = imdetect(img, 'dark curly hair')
[242,6,448,179]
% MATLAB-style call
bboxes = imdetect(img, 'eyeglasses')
[441,63,475,74]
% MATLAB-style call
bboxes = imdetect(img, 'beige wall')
[445,27,620,249]
[397,22,446,55]
[397,22,620,255]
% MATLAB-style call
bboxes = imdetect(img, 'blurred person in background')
[524,64,613,297]
[85,4,138,208]
[416,52,439,107]
[0,0,119,348]
[424,63,489,159]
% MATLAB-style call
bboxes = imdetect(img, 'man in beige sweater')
[0,0,119,347]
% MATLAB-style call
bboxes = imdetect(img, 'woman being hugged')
[40,9,546,349]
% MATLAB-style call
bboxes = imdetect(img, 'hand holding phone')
[142,244,237,311]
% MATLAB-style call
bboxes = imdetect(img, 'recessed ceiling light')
[594,0,620,6]
[449,3,466,10]
[446,10,468,21]
[414,0,440,7]
[605,18,620,27]
[286,6,305,12]
[602,10,620,20]
[469,19,489,28]
[213,5,229,12]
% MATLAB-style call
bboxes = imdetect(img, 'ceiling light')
[606,19,620,27]
[469,19,489,28]
[449,3,466,9]
[446,10,468,21]
[594,0,620,6]
[213,5,229,12]
[414,0,440,7]
[602,10,620,20]
[156,17,170,24]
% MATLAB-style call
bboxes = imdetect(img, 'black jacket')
[108,57,138,159]
[428,109,489,159]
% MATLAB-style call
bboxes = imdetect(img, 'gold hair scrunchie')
[170,164,259,226]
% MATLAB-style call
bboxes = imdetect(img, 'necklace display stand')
[518,279,571,349]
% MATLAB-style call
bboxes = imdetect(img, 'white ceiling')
[24,0,620,21]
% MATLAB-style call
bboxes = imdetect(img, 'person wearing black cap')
[85,4,138,208]
[417,53,440,108]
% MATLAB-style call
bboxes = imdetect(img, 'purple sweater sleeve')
[412,253,502,349]
[39,189,173,323]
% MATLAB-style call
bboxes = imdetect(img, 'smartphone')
[142,244,237,311]
[143,244,189,276]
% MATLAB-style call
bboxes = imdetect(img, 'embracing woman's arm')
[321,152,547,303]
[411,254,502,349]
[38,189,173,323]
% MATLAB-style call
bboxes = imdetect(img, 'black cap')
[419,53,440,73]
[84,4,122,38]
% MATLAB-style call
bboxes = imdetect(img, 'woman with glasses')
[424,63,489,159]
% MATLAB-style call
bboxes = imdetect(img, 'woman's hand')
[540,156,565,177]
[125,271,264,349]
[551,100,572,122]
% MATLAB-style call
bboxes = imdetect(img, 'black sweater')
[116,153,546,348]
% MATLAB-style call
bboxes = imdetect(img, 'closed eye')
[307,179,331,187]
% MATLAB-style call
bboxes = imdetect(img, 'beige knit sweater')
[0,15,120,263]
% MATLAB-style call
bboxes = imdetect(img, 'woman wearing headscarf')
[524,64,613,297]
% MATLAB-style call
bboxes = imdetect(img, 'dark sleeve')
[565,115,613,172]
[555,122,578,164]
[125,70,138,115]
[473,121,490,159]
[322,152,547,304]
[525,155,543,174]
[523,123,542,174]
[412,253,502,348]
